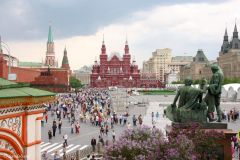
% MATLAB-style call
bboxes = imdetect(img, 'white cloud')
[5,0,240,69]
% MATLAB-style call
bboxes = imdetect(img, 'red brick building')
[90,40,164,88]
[0,26,71,92]
[91,40,140,88]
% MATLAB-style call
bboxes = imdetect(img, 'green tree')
[70,76,82,89]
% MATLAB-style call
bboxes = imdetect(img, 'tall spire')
[233,21,238,38]
[101,35,106,54]
[224,28,228,41]
[48,25,53,43]
[61,46,70,69]
[45,24,56,67]
[102,34,105,45]
[124,36,129,54]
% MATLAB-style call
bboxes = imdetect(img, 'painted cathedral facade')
[90,40,141,88]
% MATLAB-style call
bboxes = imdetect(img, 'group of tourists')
[41,88,148,159]
[222,108,240,122]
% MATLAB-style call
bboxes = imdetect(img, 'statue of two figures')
[166,64,224,123]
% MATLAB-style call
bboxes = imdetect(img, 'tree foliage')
[69,76,82,89]
[104,124,224,160]
[223,78,240,84]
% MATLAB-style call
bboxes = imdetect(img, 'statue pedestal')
[166,122,237,160]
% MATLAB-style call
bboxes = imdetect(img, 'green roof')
[0,78,55,98]
[0,78,17,86]
[0,87,55,98]
[48,25,53,43]
[18,62,43,67]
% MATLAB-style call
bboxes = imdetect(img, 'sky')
[0,0,239,70]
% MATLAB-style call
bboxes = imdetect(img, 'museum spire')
[124,37,129,54]
[101,35,106,54]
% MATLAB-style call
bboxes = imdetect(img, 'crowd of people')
[41,88,145,159]
[222,108,240,122]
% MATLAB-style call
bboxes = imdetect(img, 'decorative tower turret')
[61,47,70,69]
[100,36,108,73]
[221,28,229,53]
[123,38,131,74]
[231,23,240,49]
[233,23,238,38]
[124,39,129,54]
[45,25,57,67]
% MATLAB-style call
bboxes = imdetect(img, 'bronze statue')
[166,64,224,124]
[166,78,207,123]
[204,64,224,122]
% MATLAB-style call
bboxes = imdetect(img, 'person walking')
[52,122,57,137]
[58,119,62,134]
[48,130,52,142]
[53,151,60,160]
[63,134,68,146]
[132,115,137,126]
[45,113,48,123]
[63,143,67,159]
[151,112,154,121]
[119,114,122,125]
[100,126,104,136]
[75,122,80,134]
[105,124,109,136]
[71,122,74,134]
[138,114,143,126]
[112,130,116,142]
[42,151,48,160]
[91,137,97,152]
[156,112,160,119]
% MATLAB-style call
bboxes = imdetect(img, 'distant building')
[143,48,172,82]
[179,49,212,81]
[143,48,193,83]
[91,40,141,88]
[74,66,92,85]
[218,23,240,79]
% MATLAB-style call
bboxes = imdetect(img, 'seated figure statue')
[165,78,208,123]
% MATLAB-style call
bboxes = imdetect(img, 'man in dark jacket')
[91,137,97,152]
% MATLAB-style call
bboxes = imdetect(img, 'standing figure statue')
[204,64,224,122]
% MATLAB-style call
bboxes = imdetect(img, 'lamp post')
[0,37,12,79]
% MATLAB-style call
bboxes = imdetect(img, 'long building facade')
[91,40,141,88]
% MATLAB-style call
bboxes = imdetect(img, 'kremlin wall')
[0,26,71,92]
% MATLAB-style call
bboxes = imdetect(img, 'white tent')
[227,86,238,101]
[222,83,240,101]
[237,87,240,101]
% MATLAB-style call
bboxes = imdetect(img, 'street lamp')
[0,37,15,80]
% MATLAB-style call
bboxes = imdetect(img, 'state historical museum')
[91,40,141,88]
